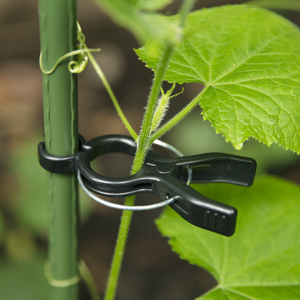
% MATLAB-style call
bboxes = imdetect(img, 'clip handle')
[174,153,256,187]
[154,176,237,236]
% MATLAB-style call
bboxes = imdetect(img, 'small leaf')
[93,0,179,45]
[156,175,300,299]
[136,5,300,153]
[151,83,178,132]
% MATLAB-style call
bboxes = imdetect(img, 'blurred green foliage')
[0,134,93,299]
[0,255,48,300]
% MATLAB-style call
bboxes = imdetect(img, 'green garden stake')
[38,0,80,299]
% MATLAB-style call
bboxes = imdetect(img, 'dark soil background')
[0,1,300,299]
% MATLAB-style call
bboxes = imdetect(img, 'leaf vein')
[214,74,300,86]
[227,246,299,282]
[193,233,222,279]
[215,84,298,144]
[224,282,300,288]
[175,47,206,83]
[210,31,287,84]
[226,288,259,300]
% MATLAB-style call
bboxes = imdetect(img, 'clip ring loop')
[78,170,179,211]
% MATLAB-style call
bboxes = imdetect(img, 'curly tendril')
[39,21,100,75]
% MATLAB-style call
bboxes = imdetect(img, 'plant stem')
[104,46,174,300]
[104,195,135,300]
[87,50,138,140]
[179,0,197,27]
[149,85,209,144]
[133,46,174,172]
[38,0,79,299]
[104,1,197,299]
[80,261,101,300]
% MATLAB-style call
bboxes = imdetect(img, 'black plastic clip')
[38,135,256,237]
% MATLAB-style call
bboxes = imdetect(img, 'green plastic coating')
[38,0,80,299]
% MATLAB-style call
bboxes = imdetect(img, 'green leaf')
[93,0,179,44]
[136,5,300,153]
[156,175,300,299]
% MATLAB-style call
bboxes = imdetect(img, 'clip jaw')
[38,134,257,237]
[143,151,255,236]
[151,175,237,236]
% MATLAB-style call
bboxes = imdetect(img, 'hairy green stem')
[133,46,174,172]
[150,85,209,144]
[179,0,197,27]
[104,47,174,300]
[104,1,196,299]
[103,196,135,300]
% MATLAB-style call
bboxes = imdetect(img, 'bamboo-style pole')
[38,0,80,299]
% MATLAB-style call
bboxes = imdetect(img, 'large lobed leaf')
[156,175,300,299]
[136,5,300,153]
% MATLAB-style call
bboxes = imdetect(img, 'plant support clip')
[38,134,256,236]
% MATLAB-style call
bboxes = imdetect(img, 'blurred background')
[0,0,299,299]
